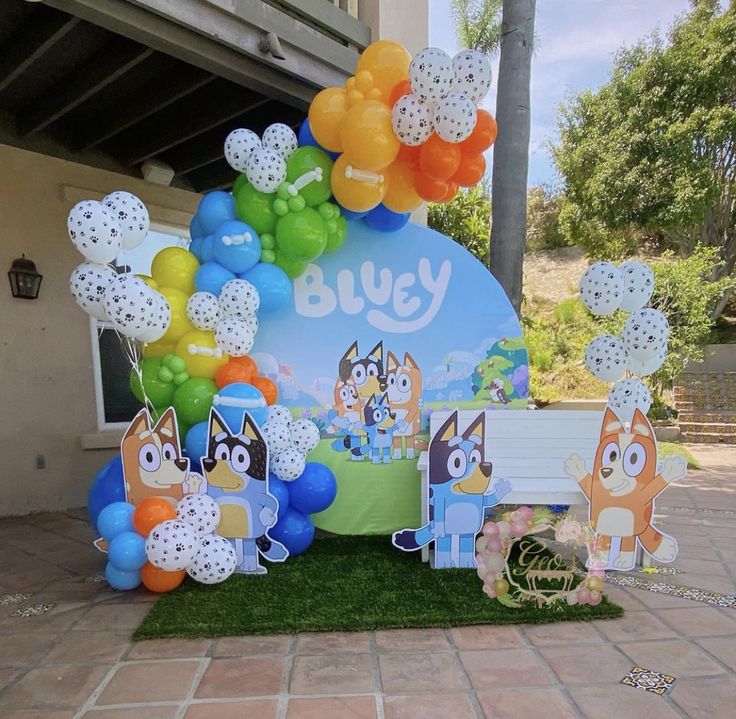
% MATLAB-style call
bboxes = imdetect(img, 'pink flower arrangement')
[554,518,583,544]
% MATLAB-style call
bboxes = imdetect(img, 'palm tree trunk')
[490,0,536,315]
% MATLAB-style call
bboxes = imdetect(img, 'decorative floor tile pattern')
[621,666,676,696]
[0,593,31,605]
[605,573,736,608]
[637,566,685,575]
[11,602,55,617]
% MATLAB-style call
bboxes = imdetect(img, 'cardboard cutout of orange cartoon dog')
[565,407,686,570]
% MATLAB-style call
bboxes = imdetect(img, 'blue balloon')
[216,383,268,431]
[242,263,292,313]
[189,237,203,261]
[195,261,235,296]
[190,214,205,240]
[364,204,410,232]
[88,456,125,531]
[108,531,147,571]
[105,563,141,591]
[288,462,337,515]
[197,191,236,234]
[200,235,215,263]
[213,220,261,274]
[338,206,369,221]
[297,119,339,160]
[270,508,315,556]
[97,501,135,541]
[268,473,290,517]
[189,457,203,476]
[185,421,209,463]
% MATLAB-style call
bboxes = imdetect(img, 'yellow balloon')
[143,338,176,358]
[383,161,423,213]
[341,100,399,172]
[136,274,159,291]
[176,329,228,379]
[308,87,347,153]
[330,154,386,212]
[356,40,411,103]
[150,247,199,295]
[159,286,193,342]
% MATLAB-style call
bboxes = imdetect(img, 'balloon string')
[116,330,155,415]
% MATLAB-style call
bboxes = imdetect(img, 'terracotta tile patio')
[0,445,735,718]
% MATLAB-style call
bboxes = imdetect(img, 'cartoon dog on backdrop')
[393,411,512,568]
[327,378,365,461]
[360,392,405,464]
[122,407,202,507]
[565,407,687,570]
[386,351,423,460]
[201,409,288,574]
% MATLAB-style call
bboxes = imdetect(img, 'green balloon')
[275,207,327,262]
[325,214,347,253]
[274,250,308,279]
[261,249,276,263]
[167,355,187,374]
[158,366,174,383]
[235,182,277,235]
[130,358,176,408]
[233,173,248,196]
[173,377,217,425]
[286,147,334,206]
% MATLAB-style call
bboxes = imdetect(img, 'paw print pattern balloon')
[619,261,654,313]
[186,291,221,330]
[409,47,454,103]
[224,128,261,173]
[187,535,237,584]
[102,191,149,250]
[452,49,493,104]
[103,274,158,339]
[145,520,199,571]
[262,123,298,160]
[608,379,652,423]
[176,494,221,536]
[623,309,669,362]
[137,291,171,343]
[261,421,293,455]
[433,92,477,143]
[579,262,624,316]
[215,318,255,356]
[584,334,627,383]
[391,93,433,146]
[67,200,123,265]
[219,279,260,318]
[290,419,320,453]
[628,347,666,377]
[272,449,306,481]
[246,147,287,193]
[266,404,293,426]
[69,261,116,320]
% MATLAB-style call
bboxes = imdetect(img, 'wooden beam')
[18,39,154,137]
[0,10,81,94]
[74,67,216,150]
[187,158,240,193]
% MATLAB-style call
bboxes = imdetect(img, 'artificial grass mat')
[134,536,622,639]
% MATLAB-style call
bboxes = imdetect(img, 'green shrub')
[428,183,490,263]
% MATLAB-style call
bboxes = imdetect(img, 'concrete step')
[681,432,736,445]
[678,422,736,436]
[678,411,736,424]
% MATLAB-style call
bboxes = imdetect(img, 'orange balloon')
[331,154,386,212]
[460,109,498,155]
[356,40,411,103]
[340,100,400,172]
[215,360,255,389]
[414,171,449,203]
[441,181,459,203]
[308,87,347,152]
[140,562,186,593]
[231,355,258,374]
[389,79,413,107]
[251,376,278,405]
[452,153,487,187]
[133,498,177,537]
[420,134,462,181]
[397,143,421,169]
[383,161,423,213]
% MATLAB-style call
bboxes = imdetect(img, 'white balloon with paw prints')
[623,308,669,362]
[176,494,221,536]
[187,535,237,584]
[584,334,628,383]
[145,520,199,571]
[579,262,624,316]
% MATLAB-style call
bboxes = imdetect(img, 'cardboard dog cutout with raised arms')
[393,410,512,568]
[201,408,288,574]
[565,407,687,570]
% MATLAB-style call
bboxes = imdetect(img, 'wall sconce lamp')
[8,255,42,300]
[259,31,286,60]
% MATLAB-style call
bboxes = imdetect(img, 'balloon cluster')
[580,261,667,422]
[307,41,496,225]
[97,494,238,592]
[68,192,171,343]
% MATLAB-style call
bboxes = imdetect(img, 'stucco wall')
[0,144,199,516]
[360,0,429,56]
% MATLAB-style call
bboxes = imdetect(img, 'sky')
[429,0,693,187]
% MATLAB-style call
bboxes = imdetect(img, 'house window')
[90,225,189,430]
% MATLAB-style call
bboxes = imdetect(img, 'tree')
[555,2,736,315]
[526,185,567,251]
[451,0,503,54]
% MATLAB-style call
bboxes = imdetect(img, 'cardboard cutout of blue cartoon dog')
[393,410,511,568]
[200,408,288,574]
